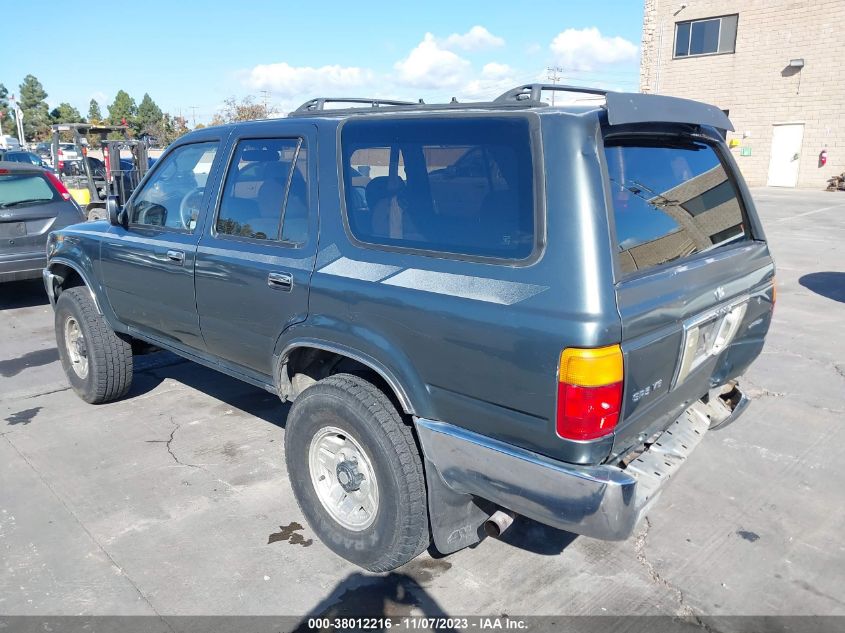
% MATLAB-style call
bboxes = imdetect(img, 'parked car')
[0,134,22,150]
[34,142,52,165]
[0,161,84,282]
[3,150,49,168]
[58,142,81,160]
[43,85,774,571]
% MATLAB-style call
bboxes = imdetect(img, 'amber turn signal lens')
[559,345,624,387]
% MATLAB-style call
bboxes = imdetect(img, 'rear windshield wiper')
[0,198,54,209]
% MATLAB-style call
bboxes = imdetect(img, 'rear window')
[604,139,750,275]
[341,117,536,260]
[0,173,57,208]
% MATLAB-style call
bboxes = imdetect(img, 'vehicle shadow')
[492,514,578,555]
[799,271,845,303]
[128,351,289,429]
[0,279,50,310]
[290,571,456,632]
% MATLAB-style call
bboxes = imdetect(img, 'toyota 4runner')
[43,85,775,571]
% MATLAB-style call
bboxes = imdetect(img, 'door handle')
[166,250,185,264]
[267,271,293,291]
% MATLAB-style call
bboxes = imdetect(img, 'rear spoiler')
[494,85,734,132]
[605,92,734,132]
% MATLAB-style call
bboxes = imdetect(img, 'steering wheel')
[178,187,205,229]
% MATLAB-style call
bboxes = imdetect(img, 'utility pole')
[260,90,271,117]
[189,106,198,128]
[546,66,563,106]
[10,94,25,144]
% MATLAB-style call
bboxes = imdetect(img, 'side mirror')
[106,196,125,227]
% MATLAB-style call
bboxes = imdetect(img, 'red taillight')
[556,345,624,441]
[45,171,72,201]
[556,382,623,440]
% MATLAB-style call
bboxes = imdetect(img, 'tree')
[50,102,84,124]
[141,112,189,147]
[88,99,102,124]
[136,93,163,136]
[19,74,51,141]
[107,90,137,130]
[0,83,14,137]
[220,95,267,122]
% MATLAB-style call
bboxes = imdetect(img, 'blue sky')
[0,0,644,125]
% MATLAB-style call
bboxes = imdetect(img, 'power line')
[546,66,563,105]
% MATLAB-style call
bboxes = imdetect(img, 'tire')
[285,373,430,571]
[55,287,133,404]
[87,206,106,222]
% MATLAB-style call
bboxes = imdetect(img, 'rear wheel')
[285,373,430,571]
[55,287,133,403]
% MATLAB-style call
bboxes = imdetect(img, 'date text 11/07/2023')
[305,617,529,630]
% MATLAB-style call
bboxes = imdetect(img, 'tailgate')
[603,130,774,459]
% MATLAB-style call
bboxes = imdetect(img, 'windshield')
[604,139,751,275]
[0,174,57,208]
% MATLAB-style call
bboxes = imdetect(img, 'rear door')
[194,124,317,378]
[604,129,775,457]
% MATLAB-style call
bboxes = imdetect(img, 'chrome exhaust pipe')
[484,510,516,538]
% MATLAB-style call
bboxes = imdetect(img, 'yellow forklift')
[50,123,149,220]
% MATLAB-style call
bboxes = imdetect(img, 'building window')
[674,14,738,58]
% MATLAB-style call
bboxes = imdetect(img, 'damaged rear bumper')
[416,386,749,548]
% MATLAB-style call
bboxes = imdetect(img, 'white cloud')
[549,27,638,71]
[481,62,512,79]
[461,63,516,100]
[444,25,505,51]
[393,33,471,89]
[244,62,375,97]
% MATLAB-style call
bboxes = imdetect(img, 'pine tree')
[107,90,137,130]
[88,99,102,123]
[18,74,51,140]
[0,83,14,137]
[50,102,84,124]
[136,93,163,135]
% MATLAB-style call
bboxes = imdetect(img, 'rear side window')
[0,173,57,208]
[604,140,750,275]
[216,138,308,243]
[341,117,536,260]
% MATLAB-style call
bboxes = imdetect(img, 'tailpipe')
[484,510,516,538]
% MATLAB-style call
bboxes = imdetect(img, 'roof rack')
[494,84,608,103]
[293,97,420,114]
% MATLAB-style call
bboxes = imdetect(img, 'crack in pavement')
[634,517,724,632]
[763,346,845,383]
[165,421,200,470]
[2,434,174,631]
[155,418,238,493]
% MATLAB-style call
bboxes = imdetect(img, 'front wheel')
[55,287,133,403]
[284,373,430,571]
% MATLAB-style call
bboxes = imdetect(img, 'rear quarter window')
[604,139,751,275]
[341,116,536,261]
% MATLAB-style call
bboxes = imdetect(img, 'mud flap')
[423,456,493,555]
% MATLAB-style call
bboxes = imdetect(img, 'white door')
[767,124,804,187]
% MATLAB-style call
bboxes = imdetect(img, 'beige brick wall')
[639,0,845,188]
